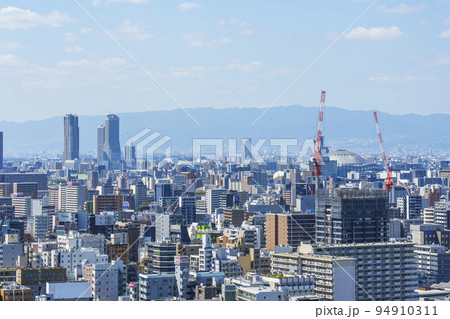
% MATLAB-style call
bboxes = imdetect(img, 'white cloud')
[0,7,71,30]
[65,46,85,53]
[376,4,425,14]
[228,59,263,72]
[421,54,450,67]
[110,0,147,3]
[22,79,61,89]
[64,32,77,42]
[218,18,253,36]
[439,30,450,39]
[345,26,405,40]
[369,76,392,82]
[21,65,69,77]
[80,28,93,34]
[93,0,148,5]
[268,66,301,75]
[219,18,248,28]
[433,55,450,66]
[118,20,154,40]
[178,2,201,11]
[369,75,436,82]
[0,54,25,67]
[18,58,129,88]
[169,65,220,78]
[182,33,233,47]
[57,57,127,70]
[0,41,20,51]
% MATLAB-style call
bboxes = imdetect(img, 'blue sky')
[0,0,449,122]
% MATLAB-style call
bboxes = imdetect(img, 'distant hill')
[0,105,449,157]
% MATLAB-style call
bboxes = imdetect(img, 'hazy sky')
[0,0,449,122]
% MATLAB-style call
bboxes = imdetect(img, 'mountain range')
[0,105,449,158]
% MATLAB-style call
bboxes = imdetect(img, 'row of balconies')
[315,286,333,293]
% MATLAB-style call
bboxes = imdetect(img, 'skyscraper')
[63,114,79,163]
[315,188,389,244]
[97,125,105,163]
[102,114,121,169]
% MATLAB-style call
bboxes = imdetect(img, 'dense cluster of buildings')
[0,114,449,301]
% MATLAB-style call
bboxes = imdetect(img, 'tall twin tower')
[97,114,121,169]
[63,113,121,169]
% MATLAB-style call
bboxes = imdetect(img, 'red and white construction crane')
[373,111,394,192]
[313,90,326,179]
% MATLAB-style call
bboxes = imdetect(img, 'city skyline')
[1,105,449,158]
[0,1,449,123]
[1,0,450,310]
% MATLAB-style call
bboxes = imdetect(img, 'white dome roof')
[328,150,365,166]
[273,171,285,179]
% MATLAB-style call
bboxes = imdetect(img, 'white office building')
[57,231,106,253]
[50,247,108,280]
[206,189,226,215]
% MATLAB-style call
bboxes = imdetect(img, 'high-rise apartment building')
[63,114,79,163]
[271,252,356,301]
[178,196,196,226]
[206,189,226,215]
[423,199,450,228]
[155,183,172,204]
[406,194,426,220]
[31,214,50,241]
[299,242,419,301]
[65,183,88,212]
[146,241,177,274]
[87,171,99,190]
[265,212,315,251]
[0,183,10,197]
[223,208,254,227]
[56,183,88,212]
[315,188,389,245]
[93,195,123,214]
[11,196,32,218]
[131,182,147,208]
[85,260,124,301]
[415,245,450,285]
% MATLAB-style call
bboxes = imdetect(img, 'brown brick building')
[223,208,254,227]
[265,212,315,251]
[93,195,123,214]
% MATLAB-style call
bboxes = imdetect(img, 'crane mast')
[373,111,393,192]
[313,90,326,191]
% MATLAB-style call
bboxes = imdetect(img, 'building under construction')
[315,188,389,245]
